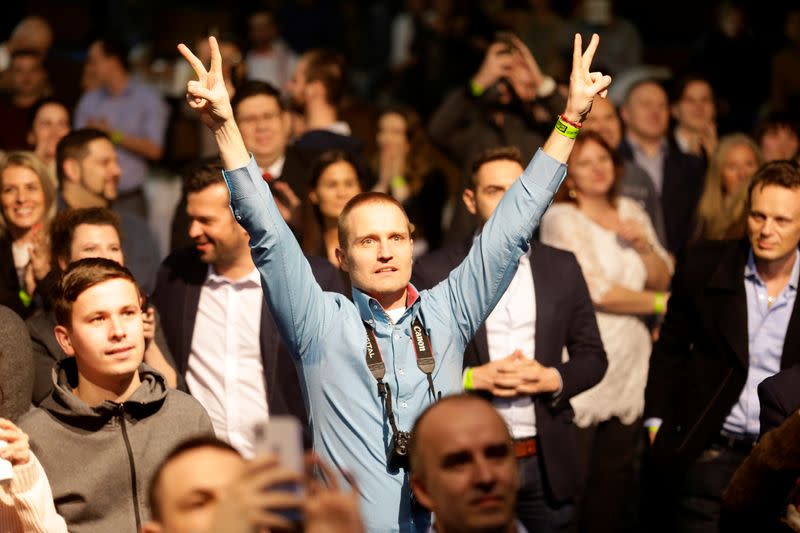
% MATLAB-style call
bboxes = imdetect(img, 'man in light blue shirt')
[177,34,612,532]
[75,37,168,217]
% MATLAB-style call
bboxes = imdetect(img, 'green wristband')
[554,116,581,139]
[653,292,666,315]
[469,79,485,97]
[110,130,125,145]
[463,367,475,391]
[391,175,408,189]
[18,289,32,307]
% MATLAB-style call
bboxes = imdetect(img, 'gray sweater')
[19,359,214,533]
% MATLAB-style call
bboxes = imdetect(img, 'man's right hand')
[178,37,234,131]
[471,43,514,94]
[471,351,526,397]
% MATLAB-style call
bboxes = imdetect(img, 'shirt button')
[394,334,401,340]
[400,401,408,408]
[235,214,242,221]
[398,368,405,376]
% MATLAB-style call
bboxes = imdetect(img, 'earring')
[568,188,577,199]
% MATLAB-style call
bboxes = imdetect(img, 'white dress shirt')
[187,266,268,458]
[485,251,537,439]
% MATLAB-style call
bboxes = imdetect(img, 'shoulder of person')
[162,388,211,419]
[532,240,579,264]
[16,405,51,435]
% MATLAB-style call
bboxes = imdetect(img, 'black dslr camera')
[388,431,411,470]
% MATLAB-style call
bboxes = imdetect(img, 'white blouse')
[540,197,672,427]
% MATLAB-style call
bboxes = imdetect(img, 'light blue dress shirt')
[223,149,566,532]
[75,79,169,193]
[723,249,800,438]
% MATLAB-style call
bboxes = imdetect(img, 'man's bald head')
[409,394,517,533]
[409,394,512,475]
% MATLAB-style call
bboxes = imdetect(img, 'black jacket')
[412,238,607,502]
[645,240,800,469]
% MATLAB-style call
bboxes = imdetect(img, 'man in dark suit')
[413,146,607,533]
[618,79,706,255]
[153,161,342,455]
[644,160,800,531]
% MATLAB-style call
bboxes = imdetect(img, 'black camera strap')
[364,316,437,436]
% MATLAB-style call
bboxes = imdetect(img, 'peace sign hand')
[564,33,612,124]
[177,36,234,130]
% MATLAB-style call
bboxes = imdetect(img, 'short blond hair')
[0,151,57,238]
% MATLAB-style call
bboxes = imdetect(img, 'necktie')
[262,171,274,183]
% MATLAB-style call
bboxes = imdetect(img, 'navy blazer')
[151,247,345,429]
[412,238,607,502]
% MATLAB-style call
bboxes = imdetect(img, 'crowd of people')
[1,3,800,533]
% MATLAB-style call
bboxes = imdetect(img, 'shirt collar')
[745,248,800,290]
[260,155,286,178]
[319,121,352,136]
[430,520,527,533]
[626,135,668,157]
[353,284,421,326]
[101,78,135,97]
[206,264,261,287]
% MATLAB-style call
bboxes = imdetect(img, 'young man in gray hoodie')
[19,258,214,533]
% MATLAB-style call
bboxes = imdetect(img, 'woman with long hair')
[302,150,363,267]
[540,131,673,533]
[0,152,56,317]
[693,133,762,242]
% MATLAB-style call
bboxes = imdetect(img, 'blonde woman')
[693,134,762,242]
[0,152,57,316]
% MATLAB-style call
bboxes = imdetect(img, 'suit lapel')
[178,254,208,375]
[530,243,551,363]
[781,253,800,369]
[707,241,750,368]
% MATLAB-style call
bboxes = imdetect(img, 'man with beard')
[286,48,363,161]
[152,162,342,456]
[56,129,160,294]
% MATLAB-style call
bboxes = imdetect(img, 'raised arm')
[178,37,249,169]
[542,34,611,163]
[178,37,336,356]
[427,34,612,348]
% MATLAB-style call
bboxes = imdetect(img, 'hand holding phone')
[253,416,305,523]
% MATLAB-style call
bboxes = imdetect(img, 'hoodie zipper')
[117,404,142,531]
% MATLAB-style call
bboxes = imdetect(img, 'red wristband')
[559,114,583,128]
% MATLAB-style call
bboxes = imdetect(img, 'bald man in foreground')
[410,394,525,533]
